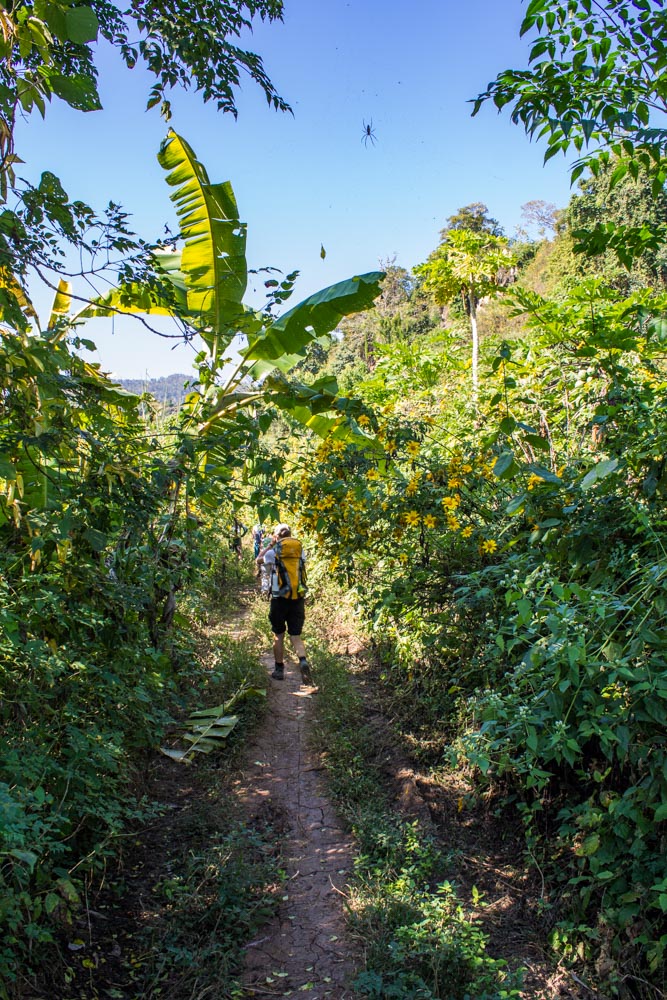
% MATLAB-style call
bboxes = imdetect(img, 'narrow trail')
[234,653,358,999]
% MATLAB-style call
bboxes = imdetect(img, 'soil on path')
[234,654,359,1000]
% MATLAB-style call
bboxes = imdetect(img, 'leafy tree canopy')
[440,202,504,241]
[0,1,289,352]
[0,0,288,158]
[473,0,667,190]
[416,230,516,313]
[328,263,439,377]
[526,161,667,297]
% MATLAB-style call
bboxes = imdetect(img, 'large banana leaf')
[78,251,188,320]
[158,131,248,355]
[242,271,384,377]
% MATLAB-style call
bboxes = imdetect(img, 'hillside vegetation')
[1,0,666,997]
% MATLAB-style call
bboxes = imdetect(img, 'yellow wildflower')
[448,476,463,489]
[447,516,461,531]
[424,514,437,529]
[398,551,409,564]
[330,556,339,572]
[480,539,498,555]
[406,441,420,458]
[441,495,460,512]
[461,463,473,474]
[527,473,542,491]
[405,510,420,527]
[358,414,371,429]
[462,526,473,538]
[405,478,420,496]
[366,468,379,481]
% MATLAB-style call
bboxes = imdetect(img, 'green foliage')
[158,131,249,344]
[0,0,289,335]
[440,202,504,240]
[415,230,516,314]
[287,274,667,994]
[323,264,440,382]
[310,642,524,1000]
[161,683,266,762]
[543,163,667,294]
[474,0,667,188]
[84,131,385,504]
[0,0,287,146]
[132,823,282,996]
[474,0,667,267]
[415,229,517,392]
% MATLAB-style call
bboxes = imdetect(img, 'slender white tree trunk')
[470,303,479,398]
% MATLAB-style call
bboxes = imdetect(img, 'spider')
[361,119,377,147]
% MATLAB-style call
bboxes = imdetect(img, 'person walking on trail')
[256,530,276,596]
[257,524,312,684]
[230,518,247,559]
[251,523,264,559]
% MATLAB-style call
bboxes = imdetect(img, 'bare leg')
[289,635,311,683]
[273,633,285,664]
[289,635,307,659]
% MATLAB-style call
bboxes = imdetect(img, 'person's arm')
[261,548,276,581]
[256,543,273,567]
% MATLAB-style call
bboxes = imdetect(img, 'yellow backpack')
[274,538,308,599]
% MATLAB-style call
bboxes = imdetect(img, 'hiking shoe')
[271,664,284,680]
[299,659,312,684]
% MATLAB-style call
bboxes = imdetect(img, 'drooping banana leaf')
[242,271,384,377]
[158,130,248,356]
[77,250,189,320]
[47,279,72,333]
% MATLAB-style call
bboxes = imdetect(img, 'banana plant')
[76,131,384,517]
[81,130,383,437]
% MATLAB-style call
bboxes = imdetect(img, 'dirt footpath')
[234,654,359,1000]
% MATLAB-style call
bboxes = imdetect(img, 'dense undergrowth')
[308,597,524,1000]
[0,531,271,998]
[4,0,667,996]
[72,612,283,1000]
[289,283,667,997]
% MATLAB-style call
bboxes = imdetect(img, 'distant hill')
[116,373,197,411]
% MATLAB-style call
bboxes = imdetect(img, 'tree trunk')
[470,303,479,399]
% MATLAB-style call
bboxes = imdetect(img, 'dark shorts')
[269,597,305,637]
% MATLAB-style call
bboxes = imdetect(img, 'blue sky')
[16,0,574,378]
